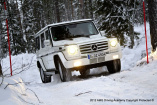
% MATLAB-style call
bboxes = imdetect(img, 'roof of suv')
[48,19,92,27]
[35,19,93,37]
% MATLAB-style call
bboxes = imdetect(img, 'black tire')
[80,69,90,77]
[57,58,72,82]
[106,59,121,73]
[39,67,51,83]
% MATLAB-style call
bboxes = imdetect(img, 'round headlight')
[110,39,117,47]
[67,46,78,55]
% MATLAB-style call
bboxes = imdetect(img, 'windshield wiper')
[63,35,91,40]
[65,38,73,40]
[73,34,90,38]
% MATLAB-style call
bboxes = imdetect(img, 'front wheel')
[106,59,121,73]
[57,59,72,82]
[39,67,51,83]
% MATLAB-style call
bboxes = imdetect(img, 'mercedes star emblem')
[91,44,97,51]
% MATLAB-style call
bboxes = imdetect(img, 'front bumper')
[63,51,122,70]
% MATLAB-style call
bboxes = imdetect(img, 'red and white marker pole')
[4,0,13,76]
[143,0,149,64]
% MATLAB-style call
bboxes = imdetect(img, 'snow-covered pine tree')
[0,0,29,55]
[134,0,149,24]
[84,0,93,19]
[0,0,14,56]
[55,0,61,23]
[42,0,53,24]
[22,0,45,53]
[58,0,71,22]
[95,0,139,47]
[8,1,26,55]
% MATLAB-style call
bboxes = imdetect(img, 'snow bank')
[1,53,41,83]
[0,53,42,105]
[137,48,157,66]
[121,23,151,70]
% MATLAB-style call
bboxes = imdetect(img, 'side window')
[46,29,53,46]
[36,37,40,50]
[41,33,45,48]
[45,30,50,40]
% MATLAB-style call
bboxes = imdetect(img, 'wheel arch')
[36,58,47,71]
[37,61,41,68]
[54,55,59,70]
[53,52,67,69]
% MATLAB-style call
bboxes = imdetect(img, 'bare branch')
[22,57,23,71]
[107,0,127,17]
[75,91,92,96]
[26,88,43,103]
[4,65,35,77]
[4,55,35,77]
[4,82,31,89]
[2,61,16,74]
[18,95,35,105]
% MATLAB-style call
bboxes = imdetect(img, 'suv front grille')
[79,41,108,54]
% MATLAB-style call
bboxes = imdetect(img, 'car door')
[40,30,55,70]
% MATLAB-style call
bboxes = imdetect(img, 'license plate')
[88,52,106,59]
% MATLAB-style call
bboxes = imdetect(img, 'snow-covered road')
[1,60,157,105]
[26,66,157,105]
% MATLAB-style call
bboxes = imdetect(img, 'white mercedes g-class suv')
[35,19,122,83]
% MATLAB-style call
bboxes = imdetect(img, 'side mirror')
[100,31,105,36]
[44,40,51,47]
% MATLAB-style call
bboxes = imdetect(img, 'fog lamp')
[113,55,119,59]
[74,61,81,67]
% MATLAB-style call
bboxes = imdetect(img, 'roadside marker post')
[3,0,13,76]
[143,0,149,64]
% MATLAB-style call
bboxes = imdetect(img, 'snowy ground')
[0,23,157,105]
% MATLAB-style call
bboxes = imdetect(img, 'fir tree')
[95,0,139,47]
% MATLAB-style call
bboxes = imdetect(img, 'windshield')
[51,21,99,41]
